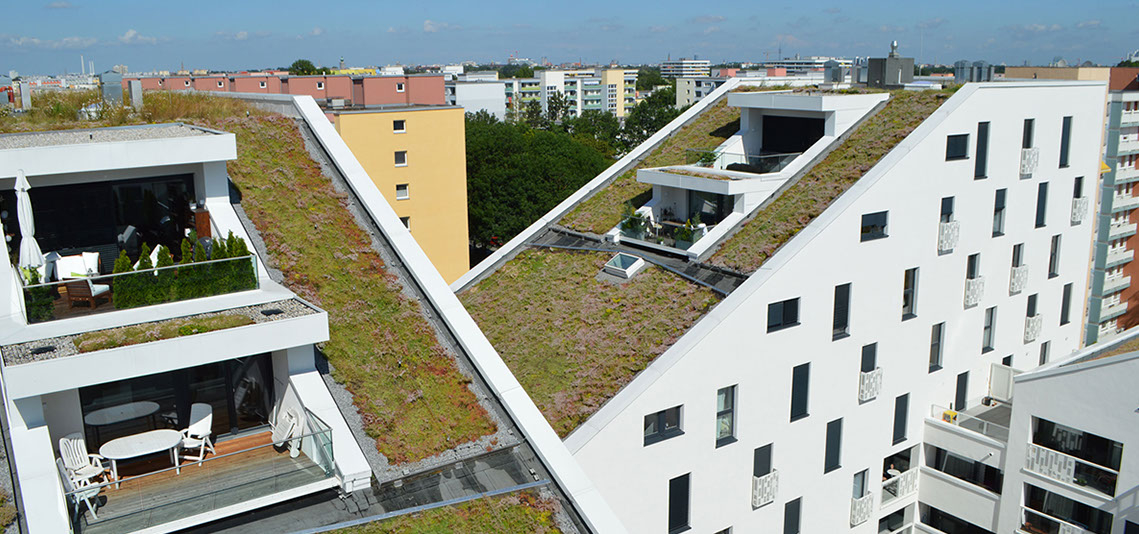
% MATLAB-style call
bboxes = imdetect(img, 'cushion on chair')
[81,252,100,275]
[89,283,110,297]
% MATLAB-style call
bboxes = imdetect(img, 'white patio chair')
[180,403,215,465]
[58,433,106,484]
[56,458,99,520]
[271,406,304,458]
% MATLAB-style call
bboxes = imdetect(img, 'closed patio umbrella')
[15,169,43,272]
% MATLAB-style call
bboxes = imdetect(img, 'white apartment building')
[764,55,855,73]
[456,79,1109,533]
[0,124,371,533]
[661,59,712,78]
[504,69,638,118]
[675,72,830,107]
[445,80,508,120]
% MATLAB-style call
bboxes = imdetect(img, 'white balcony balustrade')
[937,221,960,253]
[964,277,985,308]
[1024,314,1043,344]
[1020,147,1040,177]
[859,368,883,402]
[1025,442,1119,498]
[751,470,778,509]
[1070,197,1089,225]
[850,492,874,526]
[881,468,919,506]
[1022,506,1096,534]
[1010,265,1029,295]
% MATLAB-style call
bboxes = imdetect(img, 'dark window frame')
[893,394,909,445]
[1059,116,1072,168]
[824,418,843,473]
[1060,283,1073,326]
[982,306,997,353]
[668,473,691,534]
[767,298,801,333]
[993,189,1007,237]
[790,363,810,422]
[644,406,684,446]
[833,283,851,340]
[975,122,990,178]
[945,133,970,161]
[929,322,945,372]
[783,498,801,534]
[860,211,889,242]
[1023,118,1035,149]
[902,267,919,320]
[1048,235,1061,278]
[715,385,737,448]
[1035,182,1049,228]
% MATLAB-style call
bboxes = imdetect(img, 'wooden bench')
[65,280,111,309]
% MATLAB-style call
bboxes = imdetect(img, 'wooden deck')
[76,431,332,534]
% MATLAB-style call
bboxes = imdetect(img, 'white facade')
[504,69,638,118]
[661,59,712,78]
[561,81,1105,533]
[0,125,371,533]
[446,80,507,120]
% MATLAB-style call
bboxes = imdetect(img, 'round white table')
[99,429,183,488]
[84,401,161,443]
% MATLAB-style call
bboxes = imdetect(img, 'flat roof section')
[0,123,213,151]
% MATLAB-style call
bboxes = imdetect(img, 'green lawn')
[709,90,950,273]
[460,249,719,436]
[560,99,740,234]
[337,491,561,534]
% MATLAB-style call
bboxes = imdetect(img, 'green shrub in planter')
[22,269,55,323]
[112,250,138,308]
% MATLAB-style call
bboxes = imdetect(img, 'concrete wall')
[452,82,507,120]
[568,81,1106,533]
[333,107,470,284]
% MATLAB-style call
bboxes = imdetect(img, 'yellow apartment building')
[332,105,470,283]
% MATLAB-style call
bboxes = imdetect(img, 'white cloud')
[235,31,248,41]
[704,26,721,35]
[118,29,157,45]
[310,27,324,36]
[1,34,95,49]
[688,15,725,24]
[1076,20,1103,29]
[423,20,460,33]
[648,25,672,33]
[45,1,75,9]
[215,30,250,41]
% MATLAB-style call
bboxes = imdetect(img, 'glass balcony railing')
[22,254,259,324]
[930,404,1009,442]
[1025,442,1119,497]
[685,149,801,175]
[616,216,711,251]
[63,413,334,533]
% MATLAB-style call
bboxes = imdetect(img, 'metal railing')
[1025,442,1118,498]
[21,254,259,324]
[63,422,334,532]
[930,404,1009,442]
[684,149,801,175]
[1021,507,1096,534]
[616,216,711,251]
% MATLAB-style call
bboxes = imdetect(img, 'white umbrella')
[15,169,43,271]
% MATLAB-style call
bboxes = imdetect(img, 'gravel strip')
[1,298,316,365]
[0,123,210,150]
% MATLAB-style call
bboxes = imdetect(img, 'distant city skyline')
[1,0,1133,74]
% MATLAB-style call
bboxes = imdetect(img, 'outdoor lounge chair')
[180,403,216,466]
[58,433,106,484]
[56,458,100,520]
[65,279,111,309]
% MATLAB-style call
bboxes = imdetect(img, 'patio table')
[84,401,160,442]
[99,429,183,488]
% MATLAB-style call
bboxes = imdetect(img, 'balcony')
[616,215,712,252]
[21,254,260,324]
[1104,248,1133,269]
[964,277,985,308]
[859,368,883,402]
[1110,193,1139,213]
[881,468,918,506]
[1102,275,1130,294]
[1024,314,1043,344]
[1100,300,1128,322]
[1108,222,1138,240]
[930,404,1010,442]
[1020,147,1040,177]
[937,221,960,253]
[685,148,801,176]
[1024,442,1119,498]
[1020,507,1096,534]
[851,492,874,526]
[1070,197,1090,225]
[751,470,778,508]
[1115,165,1139,185]
[1117,138,1139,156]
[1121,109,1139,126]
[66,412,336,533]
[1010,265,1029,295]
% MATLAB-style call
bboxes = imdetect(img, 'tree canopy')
[621,87,682,147]
[636,67,667,90]
[288,59,330,76]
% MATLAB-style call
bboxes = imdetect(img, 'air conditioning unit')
[330,99,346,108]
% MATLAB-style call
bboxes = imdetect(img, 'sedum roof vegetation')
[708,90,950,273]
[560,98,740,234]
[336,490,562,534]
[2,92,497,464]
[460,249,719,437]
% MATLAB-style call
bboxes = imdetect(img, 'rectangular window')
[217,80,224,87]
[767,298,800,332]
[982,307,996,353]
[940,196,955,223]
[852,469,868,498]
[1059,116,1072,168]
[1039,341,1050,365]
[1023,118,1035,149]
[393,119,406,133]
[955,372,968,411]
[993,189,1006,236]
[1074,176,1084,198]
[1002,355,1013,367]
[668,474,690,534]
[783,498,801,534]
[860,211,888,241]
[945,134,969,161]
[644,406,683,446]
[754,444,773,477]
[399,216,410,229]
[967,254,981,280]
[715,386,736,447]
[1012,243,1024,267]
[893,394,909,444]
[1027,294,1038,318]
[394,150,408,166]
[1048,235,1061,278]
[395,183,409,200]
[833,283,851,340]
[860,343,877,373]
[1036,182,1048,228]
[259,81,266,88]
[316,81,325,90]
[396,82,406,93]
[902,267,918,319]
[824,418,843,472]
[1060,283,1073,325]
[975,122,990,178]
[1128,521,1139,534]
[790,363,809,422]
[929,323,945,372]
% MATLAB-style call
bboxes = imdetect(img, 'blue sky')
[1,0,1133,74]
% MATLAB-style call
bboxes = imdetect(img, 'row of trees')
[111,232,257,309]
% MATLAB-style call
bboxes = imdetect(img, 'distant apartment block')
[504,68,638,118]
[445,78,507,120]
[675,69,829,107]
[762,55,854,73]
[660,58,712,78]
[121,73,445,108]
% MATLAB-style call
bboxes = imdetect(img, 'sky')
[1,0,1134,75]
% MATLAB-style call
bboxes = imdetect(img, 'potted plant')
[619,205,648,240]
[675,220,697,249]
[697,151,718,167]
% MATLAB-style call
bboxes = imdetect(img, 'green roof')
[336,490,563,533]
